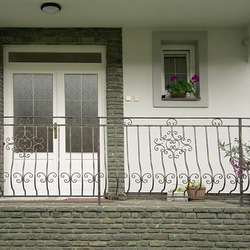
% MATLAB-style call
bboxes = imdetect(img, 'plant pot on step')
[187,187,206,201]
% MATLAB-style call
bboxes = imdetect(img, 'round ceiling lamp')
[41,3,61,15]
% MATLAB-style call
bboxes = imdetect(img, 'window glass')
[164,54,187,92]
[9,52,102,63]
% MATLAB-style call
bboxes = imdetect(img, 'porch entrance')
[3,45,106,197]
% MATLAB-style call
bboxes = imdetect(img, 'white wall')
[123,28,250,117]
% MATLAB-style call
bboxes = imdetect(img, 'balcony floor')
[0,197,241,208]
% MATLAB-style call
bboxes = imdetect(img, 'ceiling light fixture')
[41,2,61,15]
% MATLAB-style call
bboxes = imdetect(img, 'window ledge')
[161,97,201,101]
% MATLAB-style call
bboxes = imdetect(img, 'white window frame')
[161,45,195,94]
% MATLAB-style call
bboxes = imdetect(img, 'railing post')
[238,118,244,207]
[0,125,3,196]
[97,118,101,205]
[0,44,3,196]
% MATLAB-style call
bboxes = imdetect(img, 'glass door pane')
[65,74,98,152]
[13,73,53,152]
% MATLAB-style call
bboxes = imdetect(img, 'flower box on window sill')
[161,95,201,101]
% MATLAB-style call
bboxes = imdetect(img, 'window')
[162,45,195,95]
[152,31,208,108]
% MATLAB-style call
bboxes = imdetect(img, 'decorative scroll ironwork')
[3,118,106,198]
[124,118,132,125]
[212,118,223,126]
[122,117,250,206]
[37,172,57,184]
[84,172,105,184]
[154,130,192,159]
[2,116,250,206]
[5,127,44,157]
[166,118,177,126]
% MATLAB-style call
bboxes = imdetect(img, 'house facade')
[1,1,250,199]
[1,2,250,249]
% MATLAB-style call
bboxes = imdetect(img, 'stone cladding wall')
[0,42,3,195]
[0,203,249,249]
[0,28,124,197]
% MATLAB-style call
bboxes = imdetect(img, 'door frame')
[4,44,106,117]
[3,45,106,196]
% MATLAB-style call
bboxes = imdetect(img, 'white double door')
[4,70,105,196]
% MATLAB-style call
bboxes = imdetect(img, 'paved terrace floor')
[0,197,243,208]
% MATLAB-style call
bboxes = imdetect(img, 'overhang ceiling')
[1,0,250,28]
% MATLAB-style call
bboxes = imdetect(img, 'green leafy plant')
[170,74,199,94]
[187,181,205,189]
[169,186,186,193]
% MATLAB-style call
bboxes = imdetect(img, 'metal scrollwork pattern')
[61,172,81,183]
[212,118,223,126]
[124,118,132,125]
[13,172,33,184]
[154,130,192,159]
[6,128,44,158]
[37,172,57,184]
[166,118,177,126]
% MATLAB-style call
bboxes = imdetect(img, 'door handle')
[53,122,57,139]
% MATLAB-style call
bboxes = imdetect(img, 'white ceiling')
[1,0,250,28]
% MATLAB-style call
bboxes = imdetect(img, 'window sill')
[161,96,201,101]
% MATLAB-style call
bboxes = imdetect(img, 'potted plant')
[168,186,187,201]
[186,181,206,201]
[219,139,250,178]
[170,74,199,98]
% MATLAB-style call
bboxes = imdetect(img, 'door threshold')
[0,197,112,203]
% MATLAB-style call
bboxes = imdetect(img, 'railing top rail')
[2,116,250,126]
[2,116,250,119]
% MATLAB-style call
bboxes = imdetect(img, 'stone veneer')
[0,201,249,249]
[0,28,124,197]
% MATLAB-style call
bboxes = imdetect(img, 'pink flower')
[230,159,247,177]
[231,159,239,169]
[192,74,200,82]
[170,76,178,81]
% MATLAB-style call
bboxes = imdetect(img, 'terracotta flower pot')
[187,187,206,201]
[170,92,186,98]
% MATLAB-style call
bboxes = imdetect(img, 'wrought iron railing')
[123,117,250,206]
[1,117,250,206]
[1,116,107,205]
